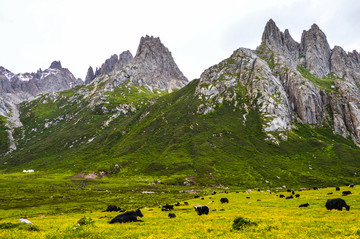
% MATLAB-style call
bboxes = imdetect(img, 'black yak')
[325,198,350,211]
[109,209,144,223]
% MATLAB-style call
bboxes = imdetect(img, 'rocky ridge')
[88,36,188,92]
[85,51,133,84]
[0,61,82,153]
[194,19,360,145]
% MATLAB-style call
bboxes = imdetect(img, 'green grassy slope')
[2,76,360,189]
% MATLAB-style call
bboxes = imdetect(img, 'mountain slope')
[0,61,83,154]
[1,21,360,189]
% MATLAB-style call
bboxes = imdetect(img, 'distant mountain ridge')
[0,61,82,154]
[0,61,82,99]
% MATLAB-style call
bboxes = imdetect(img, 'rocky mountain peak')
[85,51,134,84]
[85,66,95,84]
[261,19,283,48]
[113,50,133,73]
[260,20,300,63]
[300,24,331,77]
[49,61,62,70]
[126,35,188,91]
[96,54,118,76]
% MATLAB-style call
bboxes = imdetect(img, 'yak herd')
[106,185,354,224]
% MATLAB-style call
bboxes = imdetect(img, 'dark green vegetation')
[232,216,258,231]
[1,72,360,188]
[0,173,205,220]
[0,222,39,231]
[0,115,9,155]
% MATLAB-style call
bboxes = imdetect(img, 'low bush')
[232,216,257,231]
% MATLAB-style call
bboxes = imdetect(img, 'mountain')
[0,61,82,154]
[85,35,188,92]
[258,19,360,144]
[1,23,360,189]
[85,50,133,84]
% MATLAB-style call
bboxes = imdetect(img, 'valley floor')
[0,173,359,238]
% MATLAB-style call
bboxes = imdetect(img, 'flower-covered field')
[1,173,359,238]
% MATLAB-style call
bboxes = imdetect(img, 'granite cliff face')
[128,35,188,91]
[85,51,134,84]
[87,36,188,92]
[197,19,360,145]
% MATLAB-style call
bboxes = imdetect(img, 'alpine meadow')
[1,19,360,238]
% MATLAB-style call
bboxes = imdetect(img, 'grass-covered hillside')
[1,72,360,189]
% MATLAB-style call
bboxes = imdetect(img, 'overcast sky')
[0,0,359,81]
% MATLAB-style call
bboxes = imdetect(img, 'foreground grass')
[1,173,360,238]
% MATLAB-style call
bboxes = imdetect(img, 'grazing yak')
[109,208,144,223]
[336,187,340,191]
[105,205,122,212]
[161,204,174,211]
[295,194,300,198]
[325,198,350,211]
[168,213,176,218]
[194,206,209,216]
[349,184,355,188]
[279,194,285,198]
[299,203,309,207]
[342,191,352,196]
[220,198,229,203]
[286,195,294,199]
[194,195,200,199]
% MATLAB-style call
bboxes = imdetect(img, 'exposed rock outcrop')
[196,48,292,135]
[85,66,95,84]
[92,36,188,92]
[258,19,360,145]
[0,62,82,153]
[85,51,133,84]
[300,24,332,78]
[126,35,188,91]
[113,50,133,73]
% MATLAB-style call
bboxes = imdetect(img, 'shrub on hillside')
[232,216,257,231]
[77,216,94,226]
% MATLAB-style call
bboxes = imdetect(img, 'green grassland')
[0,173,359,238]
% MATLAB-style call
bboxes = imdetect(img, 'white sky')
[0,0,359,81]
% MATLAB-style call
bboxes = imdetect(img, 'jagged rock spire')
[50,61,62,70]
[85,66,95,84]
[129,35,188,91]
[300,24,331,77]
[261,19,300,63]
[261,19,284,48]
[112,50,133,73]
